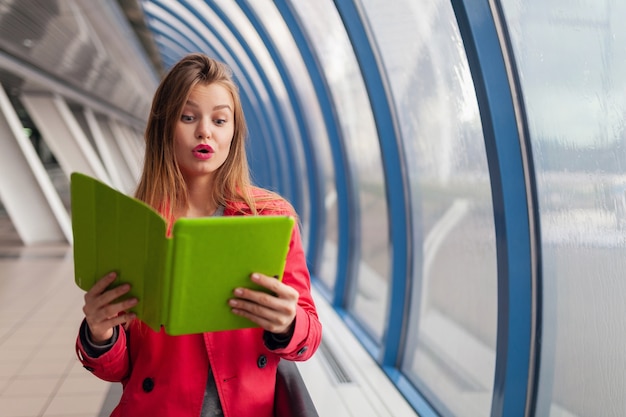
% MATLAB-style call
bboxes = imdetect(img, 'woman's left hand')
[229,273,299,335]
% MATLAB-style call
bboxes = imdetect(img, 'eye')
[214,118,227,126]
[181,114,195,123]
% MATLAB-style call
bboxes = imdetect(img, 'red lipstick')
[192,144,214,160]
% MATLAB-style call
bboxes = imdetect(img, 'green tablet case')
[70,172,295,335]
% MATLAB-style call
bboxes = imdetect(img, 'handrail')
[275,360,319,417]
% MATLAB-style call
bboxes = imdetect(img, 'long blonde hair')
[135,53,284,218]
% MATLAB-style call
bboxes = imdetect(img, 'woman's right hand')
[83,272,138,345]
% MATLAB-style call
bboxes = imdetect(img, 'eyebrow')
[185,100,232,112]
[213,104,233,112]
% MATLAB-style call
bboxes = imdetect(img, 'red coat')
[75,201,322,417]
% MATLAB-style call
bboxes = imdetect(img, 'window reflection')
[501,1,626,416]
[213,0,310,224]
[360,0,497,415]
[248,0,338,284]
[290,0,391,339]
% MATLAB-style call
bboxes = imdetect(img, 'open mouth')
[193,144,213,153]
[193,144,213,159]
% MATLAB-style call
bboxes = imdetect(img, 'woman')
[76,53,322,416]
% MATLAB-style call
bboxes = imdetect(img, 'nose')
[195,118,211,139]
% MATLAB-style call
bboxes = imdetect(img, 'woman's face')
[174,82,235,180]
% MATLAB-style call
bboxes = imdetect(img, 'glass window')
[247,0,338,283]
[360,0,498,415]
[212,0,309,222]
[290,0,391,340]
[0,0,154,120]
[500,1,626,416]
[6,91,71,211]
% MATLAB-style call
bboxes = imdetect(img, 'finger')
[230,303,293,334]
[232,287,281,309]
[235,274,299,302]
[86,272,118,296]
[249,273,286,295]
[229,297,273,317]
[232,309,273,330]
[98,297,139,320]
[105,311,136,328]
[95,283,134,308]
[88,311,136,342]
[84,283,134,317]
[84,294,138,322]
[229,296,295,325]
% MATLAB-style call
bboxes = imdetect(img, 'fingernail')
[229,299,238,307]
[234,288,243,296]
[251,273,260,281]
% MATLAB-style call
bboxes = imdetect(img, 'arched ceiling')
[0,0,159,123]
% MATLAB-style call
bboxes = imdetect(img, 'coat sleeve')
[268,223,322,361]
[75,321,131,382]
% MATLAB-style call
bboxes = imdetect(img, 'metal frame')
[20,93,112,184]
[451,1,539,416]
[236,0,324,273]
[203,0,305,214]
[332,0,412,366]
[0,85,70,244]
[274,0,356,302]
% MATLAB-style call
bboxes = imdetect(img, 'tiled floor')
[0,243,114,417]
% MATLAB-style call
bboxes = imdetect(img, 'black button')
[297,346,308,356]
[83,365,95,372]
[142,377,154,393]
[257,355,267,368]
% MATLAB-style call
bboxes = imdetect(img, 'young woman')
[76,53,322,417]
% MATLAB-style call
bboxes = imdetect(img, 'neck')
[180,175,218,218]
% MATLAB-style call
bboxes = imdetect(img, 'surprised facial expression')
[174,83,235,180]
